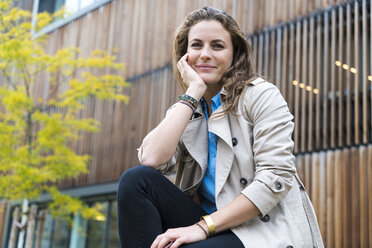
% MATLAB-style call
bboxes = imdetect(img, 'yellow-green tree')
[0,0,129,219]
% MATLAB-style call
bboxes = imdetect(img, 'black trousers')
[117,165,244,248]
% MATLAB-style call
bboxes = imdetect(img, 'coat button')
[184,149,189,155]
[275,182,282,190]
[232,137,238,146]
[260,215,270,222]
[240,178,248,186]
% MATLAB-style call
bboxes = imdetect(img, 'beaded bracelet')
[179,94,198,107]
[178,94,198,111]
[179,99,196,111]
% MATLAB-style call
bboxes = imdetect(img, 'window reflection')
[80,0,96,9]
[86,202,108,248]
[64,0,79,13]
[40,212,53,248]
[108,201,120,248]
[11,198,119,248]
[52,219,71,248]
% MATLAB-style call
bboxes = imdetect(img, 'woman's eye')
[213,44,224,49]
[190,43,201,48]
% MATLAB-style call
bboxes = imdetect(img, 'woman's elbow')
[140,151,169,168]
[140,155,161,168]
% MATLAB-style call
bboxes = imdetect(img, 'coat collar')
[181,105,208,170]
[208,105,235,197]
[181,102,236,197]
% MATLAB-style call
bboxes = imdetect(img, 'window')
[32,0,113,34]
[37,0,64,14]
[36,0,105,15]
[4,197,119,248]
[86,202,108,248]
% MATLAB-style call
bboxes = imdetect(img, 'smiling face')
[187,20,233,89]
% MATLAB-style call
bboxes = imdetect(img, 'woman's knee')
[117,165,158,196]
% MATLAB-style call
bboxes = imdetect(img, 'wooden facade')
[2,0,371,247]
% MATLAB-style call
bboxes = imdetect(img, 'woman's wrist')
[200,215,216,237]
[195,223,208,238]
[185,83,206,101]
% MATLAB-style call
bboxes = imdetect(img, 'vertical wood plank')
[345,3,352,147]
[263,30,269,77]
[269,30,276,82]
[330,8,336,149]
[354,1,360,145]
[294,20,301,153]
[343,148,352,248]
[351,147,360,247]
[257,33,264,75]
[319,152,327,240]
[334,149,342,248]
[311,152,320,218]
[370,1,372,146]
[359,145,368,248]
[337,5,344,148]
[361,0,368,144]
[307,15,315,152]
[275,28,282,87]
[305,153,312,194]
[368,145,372,248]
[252,36,258,74]
[280,25,288,100]
[322,11,329,150]
[315,13,322,150]
[326,151,335,247]
[301,18,308,152]
[288,22,295,114]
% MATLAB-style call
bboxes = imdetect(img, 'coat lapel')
[181,106,208,171]
[208,106,234,197]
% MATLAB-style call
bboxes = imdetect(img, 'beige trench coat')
[139,78,324,248]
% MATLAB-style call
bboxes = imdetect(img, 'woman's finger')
[151,234,168,248]
[170,239,184,248]
[177,54,188,75]
[150,236,160,248]
[164,241,174,248]
[158,237,173,248]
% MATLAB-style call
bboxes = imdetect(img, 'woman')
[117,6,324,248]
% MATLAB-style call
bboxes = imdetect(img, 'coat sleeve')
[241,82,296,216]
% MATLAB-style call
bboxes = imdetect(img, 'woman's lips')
[196,64,216,71]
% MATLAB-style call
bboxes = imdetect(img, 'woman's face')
[187,20,233,87]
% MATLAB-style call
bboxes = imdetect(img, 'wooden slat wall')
[23,0,372,246]
[248,1,371,154]
[29,0,355,186]
[296,145,372,248]
[29,0,350,81]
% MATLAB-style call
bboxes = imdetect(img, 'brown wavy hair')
[172,6,256,115]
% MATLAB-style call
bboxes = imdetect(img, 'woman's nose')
[200,47,211,60]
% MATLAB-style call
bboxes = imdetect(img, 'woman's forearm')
[140,102,194,167]
[141,84,206,167]
[199,194,260,234]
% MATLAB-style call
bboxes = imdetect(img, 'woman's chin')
[203,80,221,87]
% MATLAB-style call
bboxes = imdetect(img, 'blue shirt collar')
[200,91,222,119]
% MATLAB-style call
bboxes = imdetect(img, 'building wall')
[31,0,356,187]
[2,0,371,247]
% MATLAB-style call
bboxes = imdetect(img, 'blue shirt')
[198,92,221,214]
